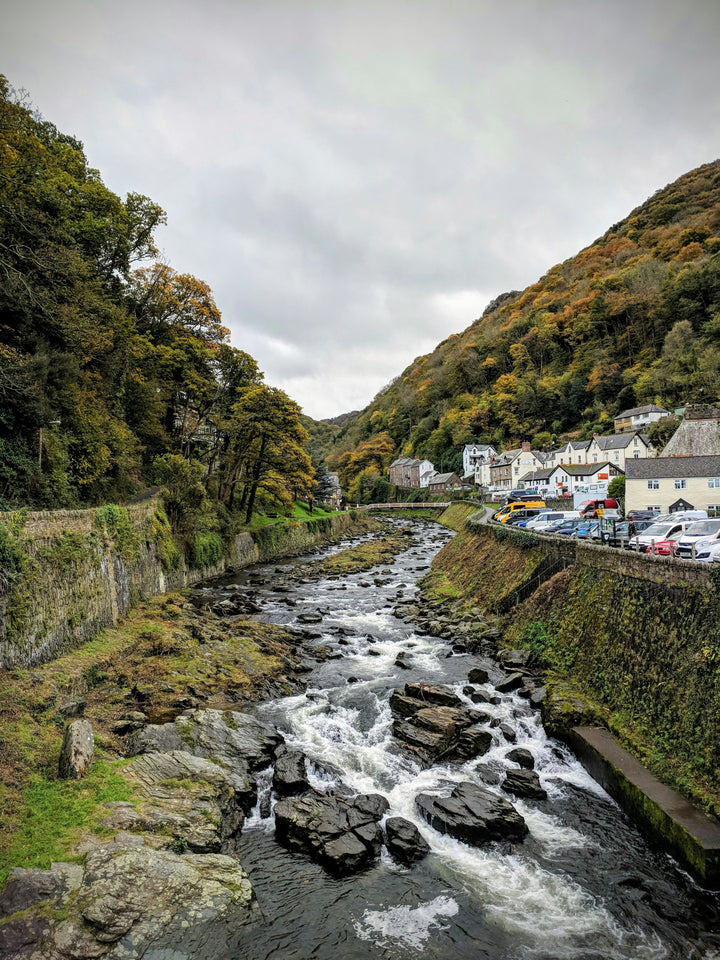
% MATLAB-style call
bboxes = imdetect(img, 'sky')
[3,0,720,420]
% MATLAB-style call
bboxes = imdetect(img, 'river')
[190,517,720,960]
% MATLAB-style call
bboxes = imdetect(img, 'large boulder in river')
[273,792,389,876]
[272,745,309,796]
[385,817,431,865]
[58,719,94,780]
[403,682,463,708]
[130,708,281,772]
[416,781,528,845]
[501,768,547,801]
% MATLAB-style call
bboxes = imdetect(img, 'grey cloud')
[3,0,720,417]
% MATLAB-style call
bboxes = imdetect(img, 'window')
[634,452,639,458]
[647,480,659,490]
[593,455,598,462]
[647,505,661,512]
[709,478,720,488]
[615,452,619,461]
[634,437,638,446]
[674,478,687,489]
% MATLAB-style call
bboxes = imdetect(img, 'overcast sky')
[3,0,720,419]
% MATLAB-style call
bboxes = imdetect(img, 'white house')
[614,404,672,433]
[462,443,497,477]
[586,432,654,470]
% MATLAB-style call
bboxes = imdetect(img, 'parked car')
[692,541,720,562]
[645,531,686,556]
[493,500,546,523]
[546,517,587,536]
[580,498,620,519]
[572,521,601,540]
[504,508,543,526]
[626,519,695,553]
[525,510,581,531]
[626,509,660,521]
[674,519,720,559]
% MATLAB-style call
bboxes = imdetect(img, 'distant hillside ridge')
[327,159,720,494]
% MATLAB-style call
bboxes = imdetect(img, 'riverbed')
[190,518,720,960]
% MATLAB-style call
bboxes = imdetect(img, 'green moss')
[150,505,181,571]
[94,504,141,564]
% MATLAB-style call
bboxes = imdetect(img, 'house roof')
[562,461,623,477]
[662,418,720,457]
[626,455,720,479]
[616,404,669,419]
[430,472,459,484]
[518,468,555,482]
[593,433,650,451]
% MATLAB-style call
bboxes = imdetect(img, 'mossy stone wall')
[0,506,357,669]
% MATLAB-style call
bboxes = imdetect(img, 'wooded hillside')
[327,160,720,494]
[0,77,312,518]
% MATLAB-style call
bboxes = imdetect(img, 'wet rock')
[404,682,463,708]
[468,667,490,684]
[529,687,547,707]
[452,725,493,760]
[506,747,535,770]
[501,768,547,800]
[385,817,431,864]
[495,672,525,694]
[469,689,494,705]
[394,652,413,670]
[416,781,528,845]
[499,723,517,743]
[297,611,323,624]
[273,793,386,876]
[412,705,475,738]
[58,719,94,780]
[392,719,450,759]
[272,746,309,796]
[389,691,426,719]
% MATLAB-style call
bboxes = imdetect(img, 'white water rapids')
[192,520,720,960]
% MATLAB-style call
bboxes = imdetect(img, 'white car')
[674,519,720,559]
[627,520,694,553]
[525,510,580,531]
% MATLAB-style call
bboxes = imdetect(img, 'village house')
[585,432,654,469]
[427,471,462,495]
[489,442,545,490]
[462,443,497,478]
[518,461,624,497]
[388,456,436,488]
[614,404,672,433]
[625,456,720,515]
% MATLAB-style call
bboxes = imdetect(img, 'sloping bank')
[431,506,720,885]
[0,501,369,670]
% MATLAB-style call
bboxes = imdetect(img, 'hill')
[326,160,720,497]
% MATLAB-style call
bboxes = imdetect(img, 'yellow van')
[494,500,546,523]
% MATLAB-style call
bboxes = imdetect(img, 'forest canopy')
[0,76,313,519]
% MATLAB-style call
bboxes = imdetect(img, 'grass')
[299,529,415,578]
[247,501,338,531]
[0,760,133,884]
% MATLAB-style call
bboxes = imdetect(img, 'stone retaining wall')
[0,504,358,669]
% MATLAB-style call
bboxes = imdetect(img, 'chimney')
[522,441,531,452]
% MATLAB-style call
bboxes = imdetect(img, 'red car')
[646,536,680,556]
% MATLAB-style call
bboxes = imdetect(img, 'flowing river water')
[191,518,720,960]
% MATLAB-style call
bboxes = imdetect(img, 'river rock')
[385,817,431,865]
[499,723,517,743]
[403,682,463,708]
[58,697,86,718]
[467,667,490,684]
[272,746,309,796]
[389,690,426,718]
[0,833,260,960]
[297,611,323,623]
[101,750,252,851]
[506,747,535,770]
[452,725,493,760]
[130,708,281,771]
[495,672,525,694]
[416,781,528,845]
[501,768,547,800]
[58,719,94,780]
[273,793,387,876]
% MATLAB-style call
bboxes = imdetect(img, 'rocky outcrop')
[101,750,252,852]
[129,707,281,772]
[58,719,94,780]
[501,768,547,801]
[390,683,493,766]
[0,833,259,960]
[272,745,309,796]
[273,793,389,876]
[416,781,528,845]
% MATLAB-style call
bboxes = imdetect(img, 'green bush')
[190,532,225,569]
